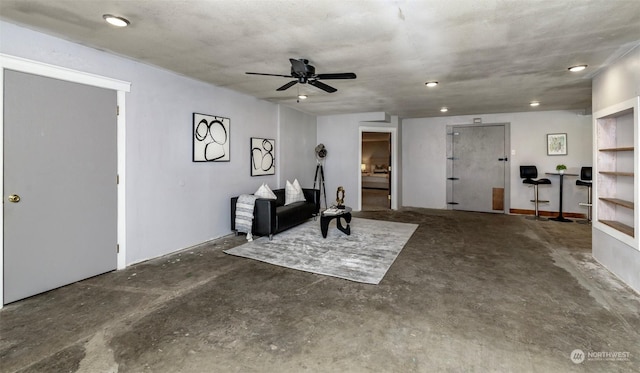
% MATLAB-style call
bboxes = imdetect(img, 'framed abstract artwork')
[250,137,275,176]
[193,113,230,162]
[547,133,567,156]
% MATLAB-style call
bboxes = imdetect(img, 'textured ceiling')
[1,0,639,118]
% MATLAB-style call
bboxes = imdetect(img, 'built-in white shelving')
[594,97,639,246]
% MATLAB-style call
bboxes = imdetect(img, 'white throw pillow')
[263,183,277,199]
[254,183,277,199]
[285,179,306,205]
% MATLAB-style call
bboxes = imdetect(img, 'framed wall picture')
[547,133,567,156]
[193,113,230,162]
[251,137,275,176]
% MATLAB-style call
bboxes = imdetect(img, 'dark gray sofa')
[231,188,320,239]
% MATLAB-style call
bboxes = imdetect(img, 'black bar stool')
[520,165,552,220]
[576,166,592,224]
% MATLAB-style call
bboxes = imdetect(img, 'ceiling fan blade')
[309,80,337,93]
[246,72,292,78]
[316,73,357,80]
[277,80,298,91]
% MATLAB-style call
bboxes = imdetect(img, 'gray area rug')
[224,217,418,284]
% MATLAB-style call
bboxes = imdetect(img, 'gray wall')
[317,112,400,209]
[0,21,312,265]
[277,106,317,188]
[402,111,592,213]
[592,45,640,293]
[592,45,640,113]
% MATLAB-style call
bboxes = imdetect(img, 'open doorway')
[361,132,391,210]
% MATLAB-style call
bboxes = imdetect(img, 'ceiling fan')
[246,58,356,93]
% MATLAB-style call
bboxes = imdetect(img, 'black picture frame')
[250,137,275,176]
[193,113,230,162]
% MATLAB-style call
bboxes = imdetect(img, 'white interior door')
[450,124,507,213]
[3,70,117,304]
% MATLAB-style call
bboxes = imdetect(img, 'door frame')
[446,122,511,213]
[358,126,398,211]
[0,54,131,307]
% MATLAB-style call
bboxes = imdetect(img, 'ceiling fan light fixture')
[246,58,356,94]
[298,94,308,100]
[425,81,438,88]
[440,107,448,112]
[530,101,540,107]
[103,14,130,27]
[568,65,587,72]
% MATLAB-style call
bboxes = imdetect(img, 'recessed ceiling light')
[568,65,587,72]
[298,94,307,100]
[425,81,438,88]
[440,107,448,112]
[530,101,540,107]
[103,14,130,27]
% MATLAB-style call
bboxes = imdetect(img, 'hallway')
[361,188,389,211]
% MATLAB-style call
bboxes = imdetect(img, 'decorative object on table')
[193,113,230,162]
[322,207,343,215]
[336,186,345,208]
[556,164,567,174]
[224,217,418,284]
[250,137,275,176]
[547,133,567,156]
[313,143,328,209]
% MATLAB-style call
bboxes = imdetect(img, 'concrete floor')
[1,208,639,372]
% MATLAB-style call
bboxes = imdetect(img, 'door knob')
[8,194,21,203]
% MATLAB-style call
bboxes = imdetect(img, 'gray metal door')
[450,125,507,213]
[3,70,117,304]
